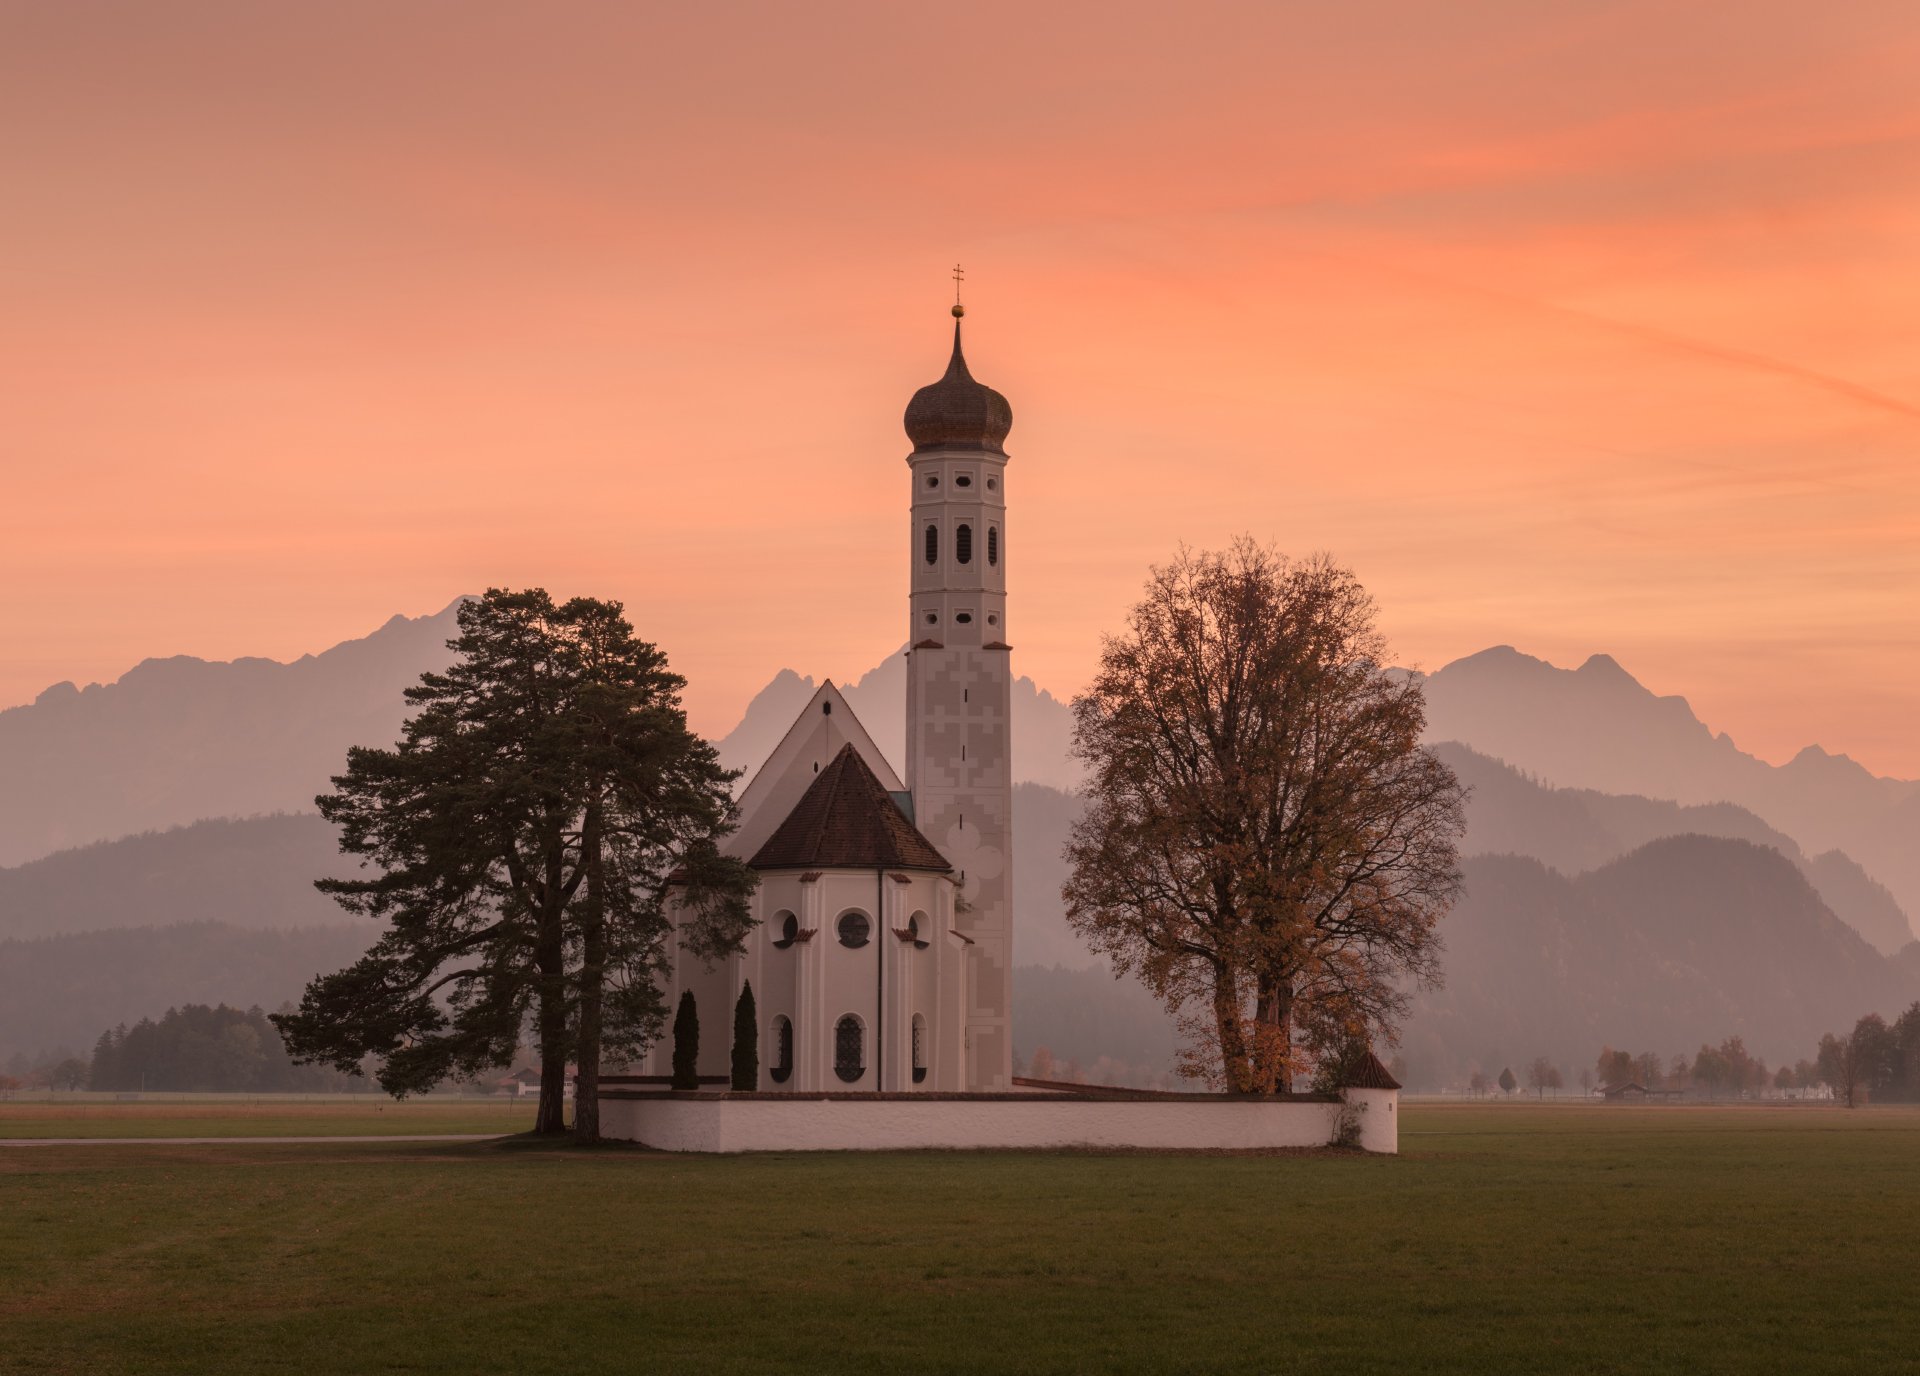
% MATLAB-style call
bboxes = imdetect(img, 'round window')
[837,911,871,948]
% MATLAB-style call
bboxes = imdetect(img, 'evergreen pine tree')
[89,1027,120,1091]
[671,990,700,1090]
[731,982,758,1091]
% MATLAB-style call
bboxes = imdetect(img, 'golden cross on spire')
[952,263,965,318]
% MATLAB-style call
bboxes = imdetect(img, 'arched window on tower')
[912,1013,928,1084]
[924,524,938,565]
[988,526,998,566]
[956,524,972,565]
[770,1016,793,1084]
[834,1015,865,1083]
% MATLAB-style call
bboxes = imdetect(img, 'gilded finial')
[952,263,965,318]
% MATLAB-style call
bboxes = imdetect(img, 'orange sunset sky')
[4,3,1918,773]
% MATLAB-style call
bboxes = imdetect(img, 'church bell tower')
[901,287,1014,1090]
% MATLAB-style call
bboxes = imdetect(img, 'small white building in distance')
[601,302,1401,1154]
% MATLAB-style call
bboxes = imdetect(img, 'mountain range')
[1,606,1914,1079]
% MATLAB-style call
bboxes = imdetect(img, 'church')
[627,297,1017,1093]
[600,303,1401,1153]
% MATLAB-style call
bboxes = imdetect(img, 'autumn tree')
[1498,1066,1518,1095]
[1064,543,1464,1092]
[1818,1029,1866,1108]
[274,589,753,1139]
[1527,1056,1555,1098]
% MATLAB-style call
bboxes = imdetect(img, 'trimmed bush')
[732,981,759,1091]
[671,990,700,1090]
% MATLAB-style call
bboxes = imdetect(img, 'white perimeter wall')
[601,1090,1398,1154]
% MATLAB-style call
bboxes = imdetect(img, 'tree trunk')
[574,802,605,1145]
[534,891,571,1136]
[1211,970,1252,1092]
[1252,976,1293,1095]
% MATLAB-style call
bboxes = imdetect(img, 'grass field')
[3,1103,1916,1375]
[0,1096,534,1139]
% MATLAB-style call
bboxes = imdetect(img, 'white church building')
[599,304,1400,1153]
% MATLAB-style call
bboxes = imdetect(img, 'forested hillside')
[0,923,371,1062]
[0,814,349,940]
[1434,742,1914,953]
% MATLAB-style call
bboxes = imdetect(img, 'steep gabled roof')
[750,744,951,873]
[1341,1051,1402,1091]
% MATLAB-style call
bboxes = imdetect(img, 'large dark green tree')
[273,589,755,1139]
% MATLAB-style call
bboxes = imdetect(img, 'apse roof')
[749,743,952,873]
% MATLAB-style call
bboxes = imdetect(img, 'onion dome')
[903,311,1013,455]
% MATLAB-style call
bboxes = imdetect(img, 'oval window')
[956,524,972,565]
[987,527,998,566]
[986,476,996,491]
[772,911,799,949]
[925,474,940,488]
[924,524,938,565]
[834,1015,865,1083]
[955,474,972,488]
[837,911,871,948]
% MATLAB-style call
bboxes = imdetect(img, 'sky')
[4,2,1918,774]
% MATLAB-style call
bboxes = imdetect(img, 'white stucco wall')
[1343,1088,1398,1154]
[599,1091,1398,1154]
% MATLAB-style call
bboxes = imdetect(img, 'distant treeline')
[1587,1004,1920,1104]
[88,1004,362,1093]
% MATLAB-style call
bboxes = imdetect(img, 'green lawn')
[2,1103,1915,1375]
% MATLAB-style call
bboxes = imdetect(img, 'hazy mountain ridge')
[1417,646,1920,923]
[1434,742,1915,953]
[0,813,352,941]
[0,600,469,868]
[0,923,372,1063]
[1404,837,1914,1082]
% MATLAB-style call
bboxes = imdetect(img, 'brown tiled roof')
[750,744,953,873]
[1341,1051,1402,1090]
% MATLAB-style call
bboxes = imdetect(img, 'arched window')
[912,1014,928,1084]
[770,1016,793,1084]
[771,911,799,949]
[924,524,938,565]
[987,527,998,566]
[955,523,972,565]
[834,1015,865,1083]
[837,910,871,948]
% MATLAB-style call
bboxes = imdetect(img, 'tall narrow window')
[988,527,998,566]
[834,1016,865,1083]
[770,1016,793,1084]
[912,1014,928,1084]
[924,524,938,565]
[956,524,972,564]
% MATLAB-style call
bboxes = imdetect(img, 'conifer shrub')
[732,981,759,1091]
[671,990,700,1090]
